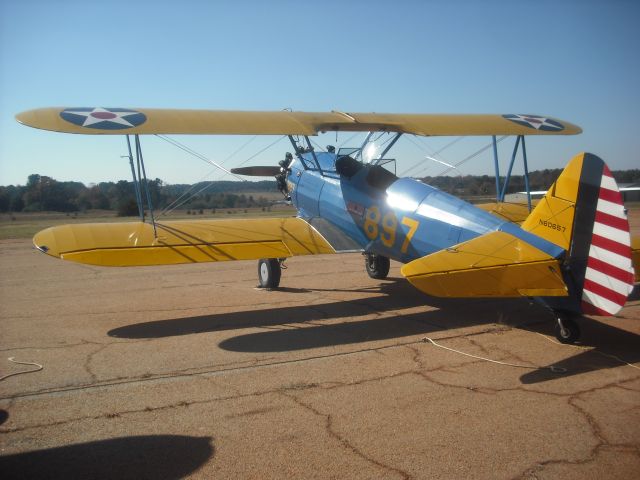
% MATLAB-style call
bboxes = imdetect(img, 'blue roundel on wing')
[502,114,564,132]
[60,107,147,130]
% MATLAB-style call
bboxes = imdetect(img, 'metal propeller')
[230,166,281,177]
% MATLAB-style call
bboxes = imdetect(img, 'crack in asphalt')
[5,346,636,436]
[1,325,505,401]
[279,391,412,480]
[83,343,111,382]
[2,324,639,480]
[509,380,640,479]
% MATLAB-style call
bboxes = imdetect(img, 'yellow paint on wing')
[33,217,335,267]
[401,231,567,298]
[16,108,583,137]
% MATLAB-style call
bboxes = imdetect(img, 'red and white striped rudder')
[580,164,635,315]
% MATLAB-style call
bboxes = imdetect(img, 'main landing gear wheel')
[365,253,390,280]
[554,311,581,344]
[258,258,281,289]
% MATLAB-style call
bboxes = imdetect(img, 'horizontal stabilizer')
[475,201,537,224]
[33,218,335,267]
[401,231,568,298]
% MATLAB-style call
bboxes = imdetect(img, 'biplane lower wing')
[33,217,335,267]
[400,230,568,298]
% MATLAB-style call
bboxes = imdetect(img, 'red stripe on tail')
[594,210,630,232]
[590,234,632,258]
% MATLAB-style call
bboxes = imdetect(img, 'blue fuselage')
[286,152,562,262]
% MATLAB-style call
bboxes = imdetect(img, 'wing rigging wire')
[400,136,464,177]
[159,169,225,216]
[432,135,508,177]
[155,134,287,216]
[155,134,245,181]
[218,135,258,166]
[402,135,508,179]
[226,135,287,170]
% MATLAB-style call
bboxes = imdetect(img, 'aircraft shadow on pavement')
[519,315,640,384]
[108,280,639,383]
[108,279,531,341]
[109,280,422,339]
[0,435,213,480]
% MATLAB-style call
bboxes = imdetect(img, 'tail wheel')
[554,312,580,344]
[258,258,281,288]
[365,253,390,279]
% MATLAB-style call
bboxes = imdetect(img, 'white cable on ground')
[422,337,566,373]
[0,357,43,381]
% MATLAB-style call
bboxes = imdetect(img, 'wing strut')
[492,135,532,210]
[123,134,157,237]
[124,135,145,220]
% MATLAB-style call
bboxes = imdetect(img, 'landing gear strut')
[258,258,282,288]
[364,253,390,279]
[554,311,580,344]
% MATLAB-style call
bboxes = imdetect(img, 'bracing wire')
[159,166,221,216]
[158,137,259,215]
[337,132,361,148]
[163,178,226,215]
[155,134,245,181]
[400,136,464,177]
[229,136,287,169]
[407,135,508,179]
[155,134,287,216]
[219,135,258,166]
[309,139,325,151]
[432,135,508,177]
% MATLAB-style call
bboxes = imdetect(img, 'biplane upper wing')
[16,108,582,136]
[33,217,335,267]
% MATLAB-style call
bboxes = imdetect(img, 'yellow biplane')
[16,107,639,343]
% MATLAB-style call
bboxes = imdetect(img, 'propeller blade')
[231,166,281,177]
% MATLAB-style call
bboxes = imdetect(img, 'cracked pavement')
[0,238,638,479]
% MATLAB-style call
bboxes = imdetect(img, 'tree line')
[421,169,640,197]
[0,174,276,215]
[1,169,638,215]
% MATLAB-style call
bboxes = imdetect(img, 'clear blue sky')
[1,0,638,186]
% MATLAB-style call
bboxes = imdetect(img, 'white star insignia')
[513,114,562,131]
[64,107,140,128]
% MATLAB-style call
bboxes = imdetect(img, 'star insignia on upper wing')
[503,114,564,132]
[60,107,147,130]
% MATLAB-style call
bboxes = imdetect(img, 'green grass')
[4,203,637,241]
[0,206,297,240]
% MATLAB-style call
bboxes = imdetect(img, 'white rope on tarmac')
[0,357,43,381]
[422,337,567,373]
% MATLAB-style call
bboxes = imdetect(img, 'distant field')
[0,206,297,240]
[2,203,638,240]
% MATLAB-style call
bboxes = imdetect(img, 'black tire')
[258,258,281,288]
[365,254,390,279]
[554,313,580,344]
